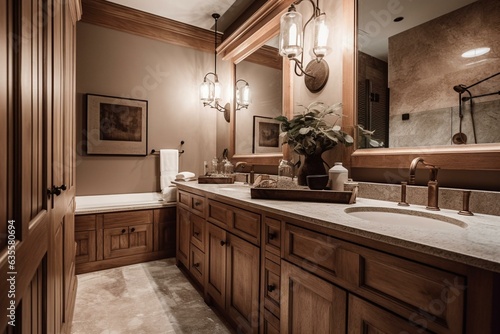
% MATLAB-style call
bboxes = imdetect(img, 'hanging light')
[235,79,251,110]
[279,0,330,93]
[200,13,230,122]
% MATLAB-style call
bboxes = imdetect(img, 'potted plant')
[275,102,354,186]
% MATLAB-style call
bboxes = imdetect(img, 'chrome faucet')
[408,157,440,211]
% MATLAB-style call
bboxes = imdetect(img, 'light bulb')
[313,13,330,59]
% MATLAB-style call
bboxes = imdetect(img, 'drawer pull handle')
[130,227,136,233]
[121,229,126,234]
[268,232,276,240]
[267,284,276,292]
[194,201,202,207]
[194,231,200,236]
[220,240,227,246]
[193,263,200,268]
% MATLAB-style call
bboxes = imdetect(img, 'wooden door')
[0,0,80,332]
[205,223,227,309]
[280,260,347,334]
[176,206,191,268]
[0,0,51,331]
[226,233,260,334]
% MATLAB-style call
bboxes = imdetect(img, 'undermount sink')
[345,207,468,230]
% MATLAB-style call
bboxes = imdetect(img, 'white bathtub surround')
[160,149,178,191]
[75,192,176,215]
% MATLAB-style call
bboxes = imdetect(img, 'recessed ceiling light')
[393,17,404,22]
[461,47,491,58]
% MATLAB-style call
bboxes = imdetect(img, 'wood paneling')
[80,0,218,53]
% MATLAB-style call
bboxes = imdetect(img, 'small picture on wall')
[252,116,281,154]
[86,94,148,155]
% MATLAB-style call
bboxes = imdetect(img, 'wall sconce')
[279,0,330,93]
[235,79,251,110]
[200,13,230,122]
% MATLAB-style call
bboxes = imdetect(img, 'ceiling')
[358,0,477,61]
[105,0,255,32]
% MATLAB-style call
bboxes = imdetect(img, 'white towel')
[160,149,178,190]
[175,171,196,181]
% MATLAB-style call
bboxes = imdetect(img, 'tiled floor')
[71,259,233,334]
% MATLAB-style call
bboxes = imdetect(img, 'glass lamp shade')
[313,13,330,59]
[214,81,222,102]
[236,83,250,108]
[200,80,214,103]
[279,8,303,59]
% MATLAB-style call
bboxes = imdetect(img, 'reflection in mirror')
[235,35,283,155]
[357,0,500,149]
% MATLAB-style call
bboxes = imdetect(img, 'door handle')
[47,184,67,197]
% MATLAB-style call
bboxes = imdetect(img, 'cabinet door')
[176,206,191,268]
[75,230,96,264]
[348,295,430,334]
[281,260,346,334]
[226,233,260,333]
[206,223,227,309]
[103,224,152,259]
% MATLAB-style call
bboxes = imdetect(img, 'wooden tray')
[250,187,356,204]
[198,176,234,184]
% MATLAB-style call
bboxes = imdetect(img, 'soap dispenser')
[329,162,348,191]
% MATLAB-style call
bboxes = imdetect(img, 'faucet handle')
[458,191,474,216]
[397,181,410,206]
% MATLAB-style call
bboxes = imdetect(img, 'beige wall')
[76,23,231,195]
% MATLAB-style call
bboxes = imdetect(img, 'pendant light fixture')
[235,79,251,110]
[279,0,330,93]
[200,13,230,122]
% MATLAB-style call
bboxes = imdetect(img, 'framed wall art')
[252,116,281,154]
[86,94,148,155]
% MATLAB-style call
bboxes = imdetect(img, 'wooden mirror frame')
[218,0,294,165]
[342,0,500,174]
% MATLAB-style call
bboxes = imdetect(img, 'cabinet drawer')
[264,216,281,257]
[179,190,206,217]
[190,213,205,250]
[103,210,153,228]
[75,214,96,231]
[189,245,205,287]
[284,224,360,286]
[263,309,280,334]
[263,258,281,317]
[357,247,465,334]
[208,199,261,245]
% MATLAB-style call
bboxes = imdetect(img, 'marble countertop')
[175,181,500,273]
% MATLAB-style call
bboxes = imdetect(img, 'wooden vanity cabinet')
[176,189,207,288]
[206,199,261,333]
[75,207,175,274]
[175,185,499,334]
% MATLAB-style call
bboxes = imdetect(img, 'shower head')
[453,84,468,93]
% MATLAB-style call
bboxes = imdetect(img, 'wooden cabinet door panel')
[264,216,281,257]
[226,233,260,333]
[206,223,227,309]
[348,295,430,334]
[75,230,96,264]
[103,224,152,259]
[284,224,360,286]
[176,206,191,268]
[281,260,346,334]
[263,309,280,334]
[190,245,205,286]
[231,207,261,246]
[191,213,205,250]
[264,258,281,317]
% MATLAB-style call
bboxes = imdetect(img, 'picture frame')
[252,116,281,154]
[86,94,148,155]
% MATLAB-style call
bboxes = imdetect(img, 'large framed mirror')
[218,0,294,165]
[342,0,500,188]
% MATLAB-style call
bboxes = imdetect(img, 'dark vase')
[297,154,327,186]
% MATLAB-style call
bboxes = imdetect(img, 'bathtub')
[75,188,177,215]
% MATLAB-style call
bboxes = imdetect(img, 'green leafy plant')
[275,102,354,156]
